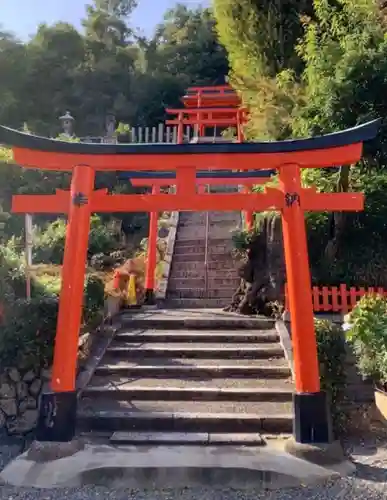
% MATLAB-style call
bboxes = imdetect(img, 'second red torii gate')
[0,119,379,446]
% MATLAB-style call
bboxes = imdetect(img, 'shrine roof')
[0,119,380,156]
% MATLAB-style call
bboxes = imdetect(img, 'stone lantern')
[105,114,116,137]
[59,111,75,137]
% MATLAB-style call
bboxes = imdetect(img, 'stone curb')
[275,320,294,378]
[0,442,354,489]
[284,438,352,468]
[156,211,179,300]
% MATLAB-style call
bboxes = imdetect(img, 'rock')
[0,399,18,417]
[26,396,37,410]
[23,370,36,383]
[7,368,21,383]
[40,367,52,381]
[29,378,42,397]
[6,409,38,435]
[18,399,28,414]
[16,381,28,400]
[0,382,16,399]
[0,409,5,429]
[26,439,86,463]
[19,396,38,413]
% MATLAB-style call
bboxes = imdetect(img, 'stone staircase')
[166,209,241,308]
[77,309,293,445]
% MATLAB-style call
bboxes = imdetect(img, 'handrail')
[204,186,210,297]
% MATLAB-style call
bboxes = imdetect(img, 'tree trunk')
[324,165,350,261]
[224,213,286,317]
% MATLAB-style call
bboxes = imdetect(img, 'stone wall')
[0,367,50,436]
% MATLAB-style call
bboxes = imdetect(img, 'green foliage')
[346,294,387,384]
[33,215,121,264]
[33,219,67,265]
[0,298,58,371]
[84,274,105,324]
[0,244,27,308]
[305,167,387,286]
[213,0,309,139]
[232,229,253,252]
[293,0,387,163]
[315,319,348,436]
[0,3,227,135]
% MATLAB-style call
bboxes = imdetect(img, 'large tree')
[213,0,313,140]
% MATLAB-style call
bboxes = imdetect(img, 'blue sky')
[2,0,209,40]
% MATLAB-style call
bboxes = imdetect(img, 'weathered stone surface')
[0,382,16,399]
[16,381,28,400]
[26,439,86,463]
[23,370,36,383]
[0,399,17,417]
[29,378,43,397]
[40,367,52,381]
[7,368,21,383]
[6,409,38,434]
[26,396,38,410]
[0,409,5,429]
[18,399,28,414]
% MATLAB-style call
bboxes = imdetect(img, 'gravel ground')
[1,435,387,500]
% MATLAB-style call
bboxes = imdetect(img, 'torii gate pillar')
[279,165,329,443]
[144,185,159,305]
[37,164,95,442]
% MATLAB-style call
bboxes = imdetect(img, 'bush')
[315,319,347,437]
[0,298,58,371]
[345,294,387,384]
[0,244,26,309]
[33,215,121,265]
[84,274,105,324]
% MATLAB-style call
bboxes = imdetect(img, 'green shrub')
[33,215,121,265]
[345,294,387,384]
[33,219,66,264]
[315,319,347,436]
[84,274,105,321]
[0,298,58,371]
[0,244,26,309]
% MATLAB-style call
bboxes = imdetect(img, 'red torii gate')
[129,174,272,304]
[168,84,248,142]
[0,119,379,445]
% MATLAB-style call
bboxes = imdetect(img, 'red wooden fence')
[285,285,387,313]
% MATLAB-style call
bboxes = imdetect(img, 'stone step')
[167,289,235,299]
[171,253,235,264]
[118,311,274,330]
[178,221,239,229]
[105,343,285,359]
[170,261,235,272]
[174,238,232,247]
[77,399,293,434]
[169,270,238,280]
[168,278,239,290]
[95,360,290,379]
[173,245,232,255]
[164,298,232,308]
[113,329,279,344]
[176,230,237,239]
[109,431,264,446]
[84,376,293,403]
[179,212,240,222]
